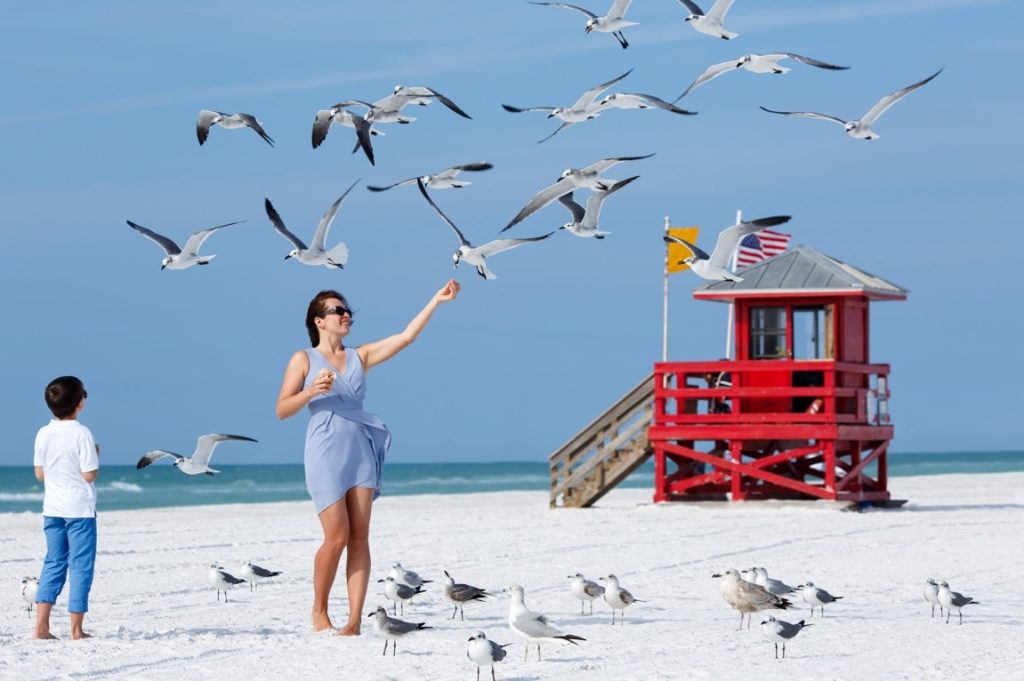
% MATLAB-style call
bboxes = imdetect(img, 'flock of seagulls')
[207,562,281,601]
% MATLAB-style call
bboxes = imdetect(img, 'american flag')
[736,229,792,267]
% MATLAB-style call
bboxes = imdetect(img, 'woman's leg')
[338,487,374,636]
[312,499,350,631]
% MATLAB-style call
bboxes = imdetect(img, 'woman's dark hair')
[45,376,86,419]
[305,290,348,347]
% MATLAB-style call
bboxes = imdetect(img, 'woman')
[276,280,460,634]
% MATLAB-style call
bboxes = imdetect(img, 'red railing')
[653,360,891,427]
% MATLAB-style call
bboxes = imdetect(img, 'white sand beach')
[2,473,1022,681]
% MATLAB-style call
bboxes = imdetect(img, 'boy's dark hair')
[305,290,348,347]
[45,376,86,419]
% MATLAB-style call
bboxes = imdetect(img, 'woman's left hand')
[435,278,460,303]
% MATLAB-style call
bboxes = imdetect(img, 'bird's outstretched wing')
[677,0,704,17]
[416,178,471,247]
[558,192,586,225]
[265,199,308,251]
[136,450,184,470]
[127,221,181,255]
[708,215,791,269]
[192,433,258,469]
[477,232,555,257]
[530,2,598,19]
[237,113,275,147]
[677,60,738,100]
[397,86,472,119]
[759,106,848,127]
[779,53,850,70]
[664,234,709,262]
[706,0,735,22]
[571,68,634,111]
[312,109,335,149]
[582,175,638,228]
[180,221,246,256]
[502,104,557,114]
[861,68,942,126]
[310,180,360,252]
[195,110,223,145]
[537,120,574,144]
[581,153,655,176]
[610,93,697,114]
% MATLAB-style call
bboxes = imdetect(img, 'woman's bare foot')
[70,631,92,640]
[336,623,361,636]
[32,630,57,640]
[312,611,335,632]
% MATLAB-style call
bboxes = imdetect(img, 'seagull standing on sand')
[502,69,633,143]
[196,110,274,147]
[379,576,425,616]
[663,215,791,281]
[600,574,645,625]
[677,0,738,40]
[504,584,586,661]
[760,615,812,659]
[389,562,432,589]
[443,570,490,621]
[126,219,245,271]
[417,179,554,280]
[530,0,638,49]
[209,564,246,602]
[239,562,281,591]
[938,581,978,625]
[795,582,843,618]
[713,569,792,630]
[136,434,258,476]
[558,175,638,239]
[924,578,944,618]
[368,163,493,192]
[502,153,653,231]
[265,181,359,269]
[22,577,38,613]
[677,53,848,100]
[755,567,797,596]
[368,605,431,656]
[760,69,942,140]
[467,631,511,681]
[568,573,605,614]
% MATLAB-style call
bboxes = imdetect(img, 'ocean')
[1,452,1021,514]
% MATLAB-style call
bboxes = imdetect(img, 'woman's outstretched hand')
[434,278,461,304]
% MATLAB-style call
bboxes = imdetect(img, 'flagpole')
[724,209,741,360]
[662,215,670,363]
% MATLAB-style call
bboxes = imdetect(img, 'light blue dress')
[303,347,391,513]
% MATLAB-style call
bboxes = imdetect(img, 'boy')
[32,376,99,640]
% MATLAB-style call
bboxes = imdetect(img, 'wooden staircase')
[549,373,655,508]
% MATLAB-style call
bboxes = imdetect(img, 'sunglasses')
[83,390,88,399]
[319,306,353,319]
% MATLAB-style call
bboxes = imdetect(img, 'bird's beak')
[376,579,385,583]
[284,254,292,260]
[160,264,166,271]
[712,573,722,578]
[585,26,592,33]
[467,636,475,642]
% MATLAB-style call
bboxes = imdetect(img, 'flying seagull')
[597,92,696,115]
[677,53,848,100]
[502,68,633,143]
[502,153,653,231]
[713,569,792,630]
[239,562,282,591]
[557,175,638,239]
[265,180,359,269]
[760,68,942,140]
[209,564,246,602]
[367,163,493,192]
[196,110,274,147]
[384,85,472,119]
[127,219,245,270]
[467,631,511,681]
[504,584,585,661]
[368,605,431,656]
[311,104,376,164]
[417,179,554,280]
[568,573,605,615]
[530,0,637,49]
[600,574,645,625]
[136,434,258,476]
[677,0,738,40]
[663,215,791,282]
[760,615,812,659]
[938,581,978,625]
[443,570,490,621]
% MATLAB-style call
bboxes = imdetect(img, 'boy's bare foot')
[337,623,361,636]
[312,611,334,632]
[32,631,58,640]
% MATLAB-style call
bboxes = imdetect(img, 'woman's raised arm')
[358,279,460,371]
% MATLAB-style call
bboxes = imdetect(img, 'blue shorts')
[37,516,97,613]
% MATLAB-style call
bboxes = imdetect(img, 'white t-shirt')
[33,419,99,518]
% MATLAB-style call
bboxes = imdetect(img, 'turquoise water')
[2,451,1021,513]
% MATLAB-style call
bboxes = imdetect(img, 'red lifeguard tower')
[649,245,907,504]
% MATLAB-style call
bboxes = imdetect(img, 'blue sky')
[1,0,1021,467]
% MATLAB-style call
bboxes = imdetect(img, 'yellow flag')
[666,226,700,274]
